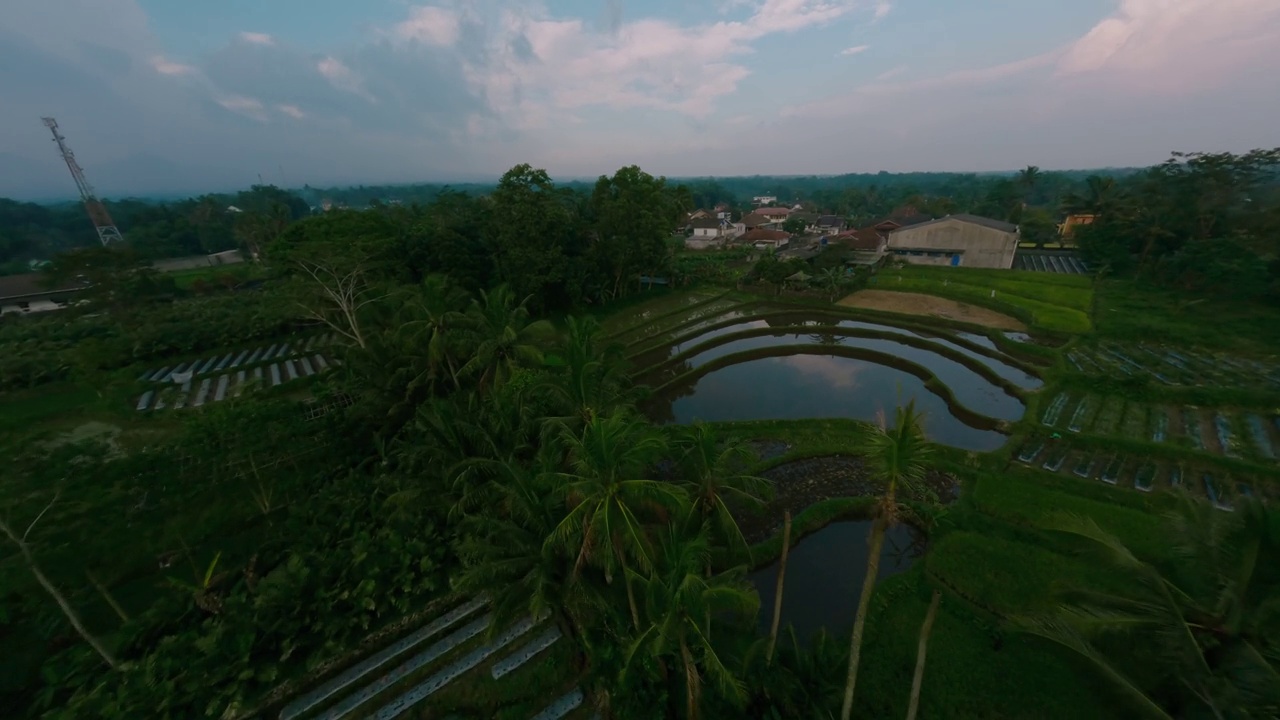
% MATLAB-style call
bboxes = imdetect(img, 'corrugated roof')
[0,273,87,302]
[741,228,791,241]
[755,207,790,217]
[888,214,1018,234]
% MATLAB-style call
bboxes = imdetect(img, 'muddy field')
[738,454,959,543]
[838,290,1027,331]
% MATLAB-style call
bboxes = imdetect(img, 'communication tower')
[41,117,124,246]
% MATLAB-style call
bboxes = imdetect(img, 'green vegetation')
[4,151,1280,720]
[873,265,1095,333]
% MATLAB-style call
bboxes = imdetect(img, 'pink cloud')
[394,6,461,47]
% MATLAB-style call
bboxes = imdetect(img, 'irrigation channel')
[635,312,1038,453]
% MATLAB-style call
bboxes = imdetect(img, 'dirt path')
[837,290,1027,331]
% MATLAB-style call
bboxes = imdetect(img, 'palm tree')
[818,266,845,302]
[840,402,934,720]
[623,520,759,720]
[537,315,641,430]
[741,626,848,719]
[452,448,596,643]
[548,412,687,630]
[1062,174,1121,217]
[674,422,772,564]
[458,284,554,392]
[1018,165,1042,200]
[1013,494,1280,719]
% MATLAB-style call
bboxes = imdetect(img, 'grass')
[855,569,1125,719]
[166,263,266,291]
[871,265,1094,334]
[1094,279,1280,356]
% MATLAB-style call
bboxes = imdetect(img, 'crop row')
[1039,392,1279,462]
[1014,438,1270,510]
[1067,342,1280,390]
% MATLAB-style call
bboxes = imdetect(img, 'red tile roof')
[755,207,791,217]
[741,228,791,242]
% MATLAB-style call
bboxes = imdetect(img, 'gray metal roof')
[888,213,1018,235]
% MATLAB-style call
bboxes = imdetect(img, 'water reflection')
[750,520,923,643]
[644,352,1009,451]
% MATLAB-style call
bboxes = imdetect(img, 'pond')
[749,519,922,644]
[644,351,1010,451]
[634,315,1044,392]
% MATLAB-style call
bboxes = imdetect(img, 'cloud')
[394,6,462,47]
[317,56,375,102]
[1055,0,1280,91]
[276,103,306,119]
[217,95,268,121]
[149,55,195,76]
[237,32,274,46]
[462,0,873,124]
[839,44,869,56]
[873,2,892,20]
[873,64,907,81]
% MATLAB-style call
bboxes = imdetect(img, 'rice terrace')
[3,150,1280,720]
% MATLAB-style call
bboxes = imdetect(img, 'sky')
[3,0,1279,199]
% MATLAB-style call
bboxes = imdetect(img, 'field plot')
[865,266,1094,333]
[599,291,723,338]
[1034,391,1279,464]
[133,332,340,412]
[1067,342,1280,390]
[1014,437,1273,504]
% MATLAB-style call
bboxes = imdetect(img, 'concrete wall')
[888,218,1018,269]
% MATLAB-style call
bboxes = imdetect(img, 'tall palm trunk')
[616,545,641,630]
[766,511,792,665]
[906,590,942,720]
[681,638,701,720]
[840,514,887,720]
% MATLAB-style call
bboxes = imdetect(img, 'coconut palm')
[674,422,772,563]
[740,626,848,719]
[1013,494,1280,719]
[548,412,687,629]
[452,448,598,643]
[1062,174,1122,217]
[623,520,759,720]
[458,284,554,392]
[840,401,935,720]
[537,315,641,430]
[818,266,845,302]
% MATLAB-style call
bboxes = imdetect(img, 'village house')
[685,216,744,249]
[886,214,1020,269]
[816,215,846,234]
[739,211,774,231]
[754,206,791,225]
[752,195,777,206]
[740,228,791,251]
[1059,213,1096,238]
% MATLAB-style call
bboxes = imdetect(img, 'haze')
[3,0,1278,199]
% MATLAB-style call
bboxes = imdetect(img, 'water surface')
[750,520,922,643]
[645,352,1009,451]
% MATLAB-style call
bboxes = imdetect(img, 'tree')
[1014,495,1280,719]
[1062,175,1122,217]
[673,422,772,563]
[538,315,640,429]
[840,402,934,720]
[1019,207,1059,249]
[457,285,554,393]
[905,590,943,720]
[783,216,808,235]
[1017,165,1041,204]
[0,494,118,669]
[548,412,686,630]
[623,520,759,720]
[486,164,586,311]
[590,166,678,301]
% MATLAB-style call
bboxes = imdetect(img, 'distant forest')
[3,154,1277,303]
[0,169,1126,275]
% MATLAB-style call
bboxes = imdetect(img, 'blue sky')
[3,0,1279,198]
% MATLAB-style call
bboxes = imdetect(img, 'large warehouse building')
[886,214,1019,269]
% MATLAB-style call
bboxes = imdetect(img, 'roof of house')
[817,215,844,226]
[740,212,773,227]
[0,273,87,302]
[834,227,886,251]
[873,213,934,230]
[889,214,1018,235]
[689,217,723,229]
[741,228,791,242]
[755,207,791,217]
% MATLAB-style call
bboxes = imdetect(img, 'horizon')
[4,0,1277,200]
